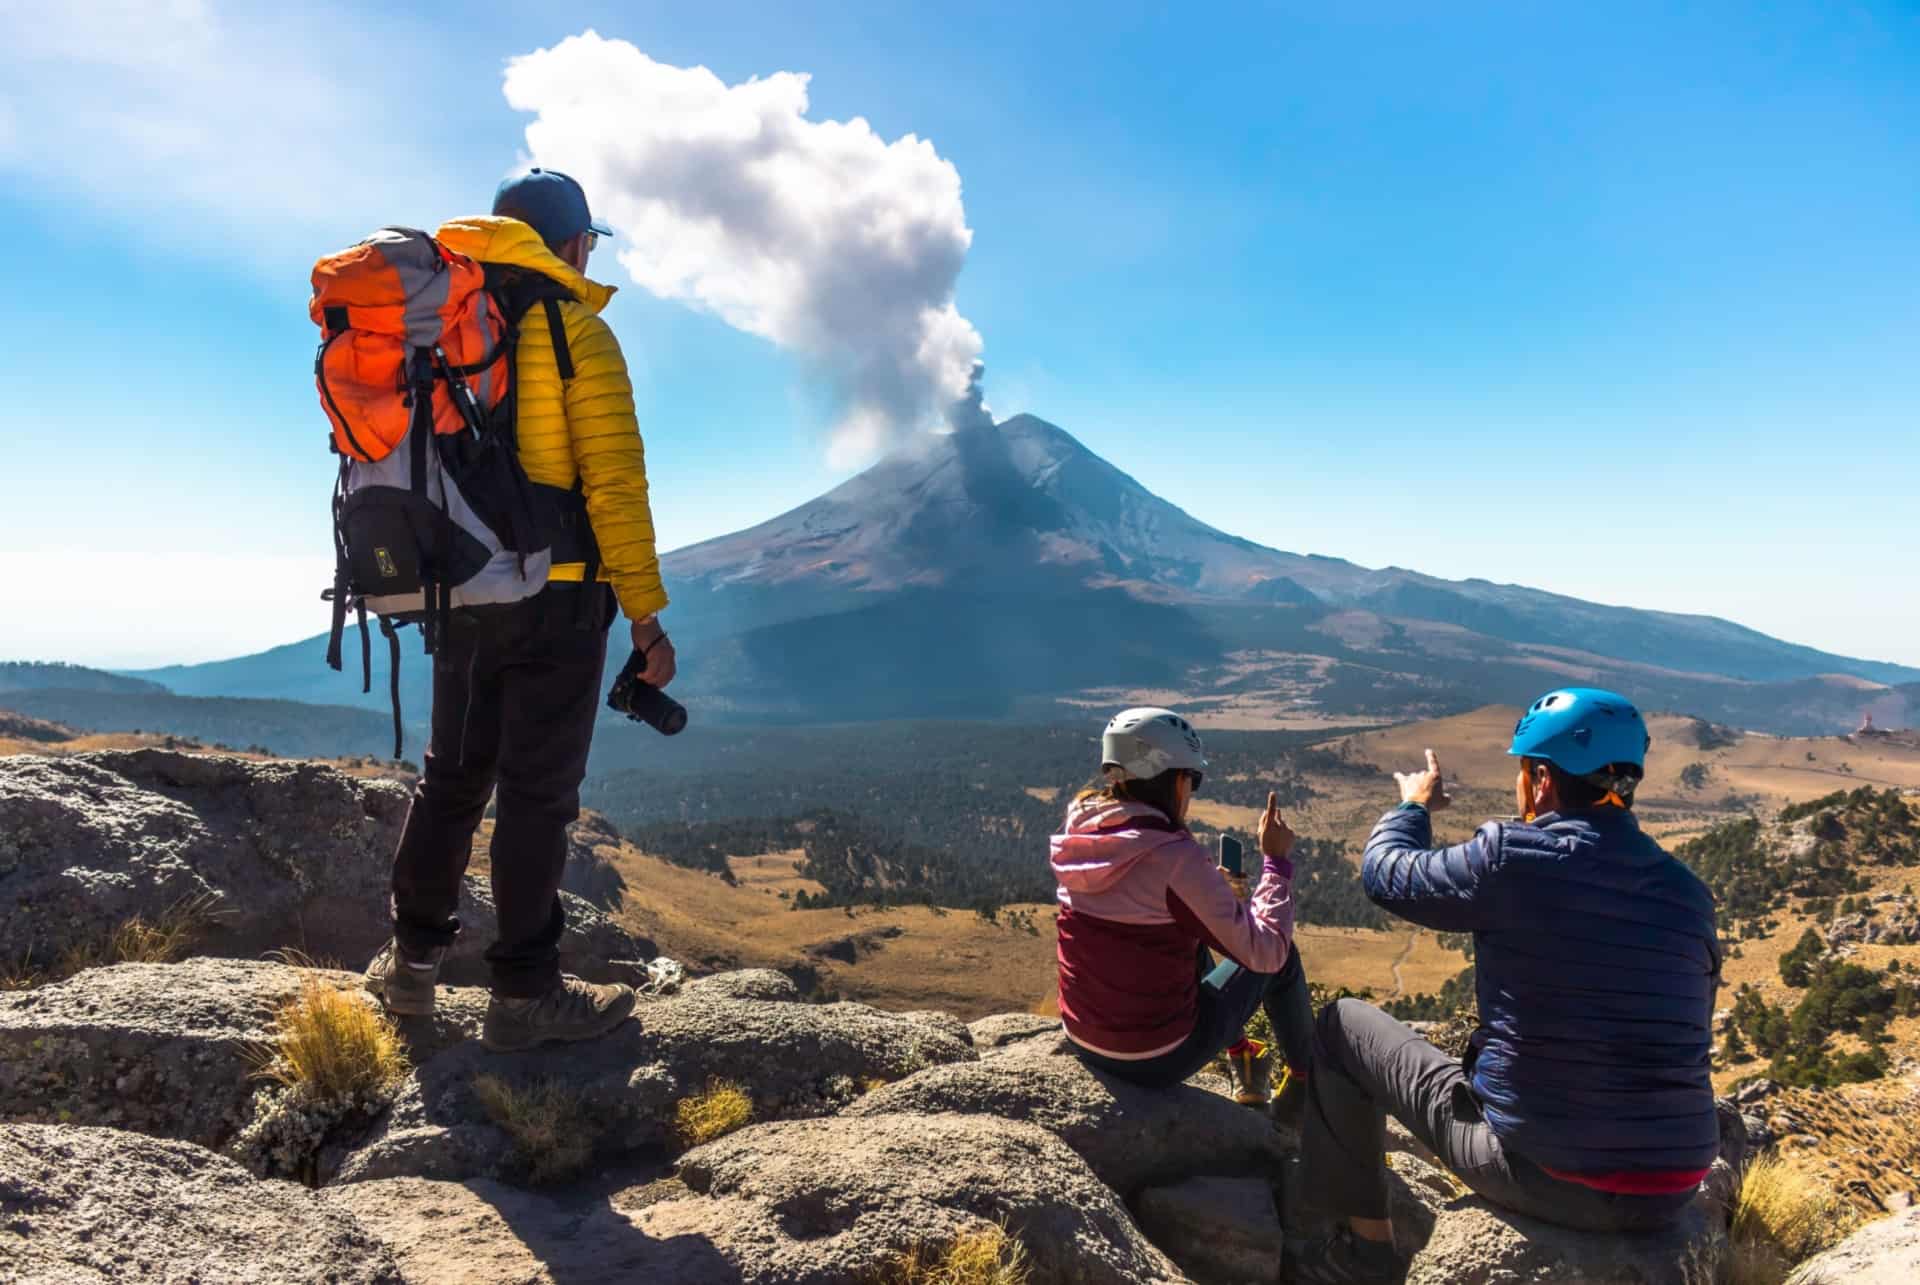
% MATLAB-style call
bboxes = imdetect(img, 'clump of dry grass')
[248,974,409,1101]
[4,893,223,991]
[102,892,223,965]
[0,949,40,992]
[674,1079,753,1148]
[879,1225,1031,1285]
[1729,1153,1858,1285]
[472,1074,596,1186]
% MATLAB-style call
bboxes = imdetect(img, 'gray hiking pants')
[1301,999,1693,1233]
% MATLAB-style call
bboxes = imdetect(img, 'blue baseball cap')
[492,168,614,246]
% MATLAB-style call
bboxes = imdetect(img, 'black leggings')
[1075,947,1314,1088]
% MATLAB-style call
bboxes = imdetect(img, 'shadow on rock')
[323,1173,746,1285]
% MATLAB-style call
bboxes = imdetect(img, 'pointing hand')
[1259,790,1297,860]
[1394,749,1452,812]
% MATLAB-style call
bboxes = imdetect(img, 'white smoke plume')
[502,31,987,466]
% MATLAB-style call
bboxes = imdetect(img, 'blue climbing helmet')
[1508,688,1650,784]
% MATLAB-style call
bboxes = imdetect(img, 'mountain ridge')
[117,413,1917,736]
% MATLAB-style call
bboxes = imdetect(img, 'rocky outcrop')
[327,1114,1180,1284]
[667,1113,1182,1283]
[844,1023,1288,1194]
[681,967,803,1002]
[1380,1126,1737,1284]
[0,749,652,983]
[1828,895,1920,946]
[560,809,630,908]
[334,990,977,1184]
[0,1122,403,1283]
[967,1010,1061,1053]
[0,958,322,1148]
[0,958,486,1151]
[1789,1206,1920,1283]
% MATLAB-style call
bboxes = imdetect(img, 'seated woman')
[1050,707,1314,1116]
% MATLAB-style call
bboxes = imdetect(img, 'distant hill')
[125,414,1918,735]
[0,662,165,696]
[0,688,411,762]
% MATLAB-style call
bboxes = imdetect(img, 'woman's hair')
[1075,768,1188,821]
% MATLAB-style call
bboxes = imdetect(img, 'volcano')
[139,414,1918,733]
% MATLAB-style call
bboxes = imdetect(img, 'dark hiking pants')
[1075,947,1315,1087]
[390,584,613,998]
[1302,999,1693,1233]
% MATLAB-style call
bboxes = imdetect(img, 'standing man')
[364,168,677,1053]
[1287,689,1719,1283]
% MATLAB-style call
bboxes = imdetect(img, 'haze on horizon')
[1,1,1915,670]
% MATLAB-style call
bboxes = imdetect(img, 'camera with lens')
[606,648,688,736]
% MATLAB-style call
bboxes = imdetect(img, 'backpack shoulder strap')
[541,297,575,382]
[479,263,576,382]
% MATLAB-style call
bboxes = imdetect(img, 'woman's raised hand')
[1259,790,1297,860]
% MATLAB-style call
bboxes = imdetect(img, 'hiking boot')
[1270,1063,1308,1132]
[1284,1226,1408,1284]
[482,976,637,1052]
[363,938,444,1016]
[1228,1038,1272,1106]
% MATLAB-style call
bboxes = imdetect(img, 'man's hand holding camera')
[631,615,677,689]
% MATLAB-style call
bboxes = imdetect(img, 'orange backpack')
[310,227,590,755]
[311,230,510,461]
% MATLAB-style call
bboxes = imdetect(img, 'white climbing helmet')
[1101,707,1208,783]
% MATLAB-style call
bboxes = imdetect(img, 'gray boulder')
[1788,1207,1920,1284]
[334,991,978,1184]
[1377,1143,1725,1285]
[843,1034,1287,1195]
[968,1010,1062,1054]
[1406,1198,1721,1284]
[0,958,321,1148]
[1135,1175,1283,1285]
[0,1122,403,1283]
[327,1115,1182,1285]
[0,958,482,1151]
[667,1112,1183,1283]
[682,968,803,1002]
[321,1172,727,1284]
[0,749,651,984]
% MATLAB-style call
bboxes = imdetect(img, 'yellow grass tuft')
[1729,1153,1858,1285]
[5,893,223,991]
[0,951,39,992]
[105,892,224,965]
[674,1079,753,1148]
[880,1225,1031,1285]
[249,974,409,1101]
[471,1074,596,1186]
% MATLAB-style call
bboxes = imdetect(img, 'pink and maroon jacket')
[1051,795,1296,1059]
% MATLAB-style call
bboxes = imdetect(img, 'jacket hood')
[434,216,616,314]
[1050,795,1186,893]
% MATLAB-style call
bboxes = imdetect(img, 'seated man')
[1288,689,1720,1284]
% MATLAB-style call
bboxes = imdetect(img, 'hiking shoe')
[1228,1038,1272,1106]
[363,938,444,1016]
[1270,1063,1308,1132]
[482,976,637,1052]
[1284,1227,1408,1284]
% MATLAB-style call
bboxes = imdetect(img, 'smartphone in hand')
[1218,833,1245,876]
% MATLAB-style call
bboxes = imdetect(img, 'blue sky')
[1,1,1915,668]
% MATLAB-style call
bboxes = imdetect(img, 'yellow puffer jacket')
[434,216,668,620]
